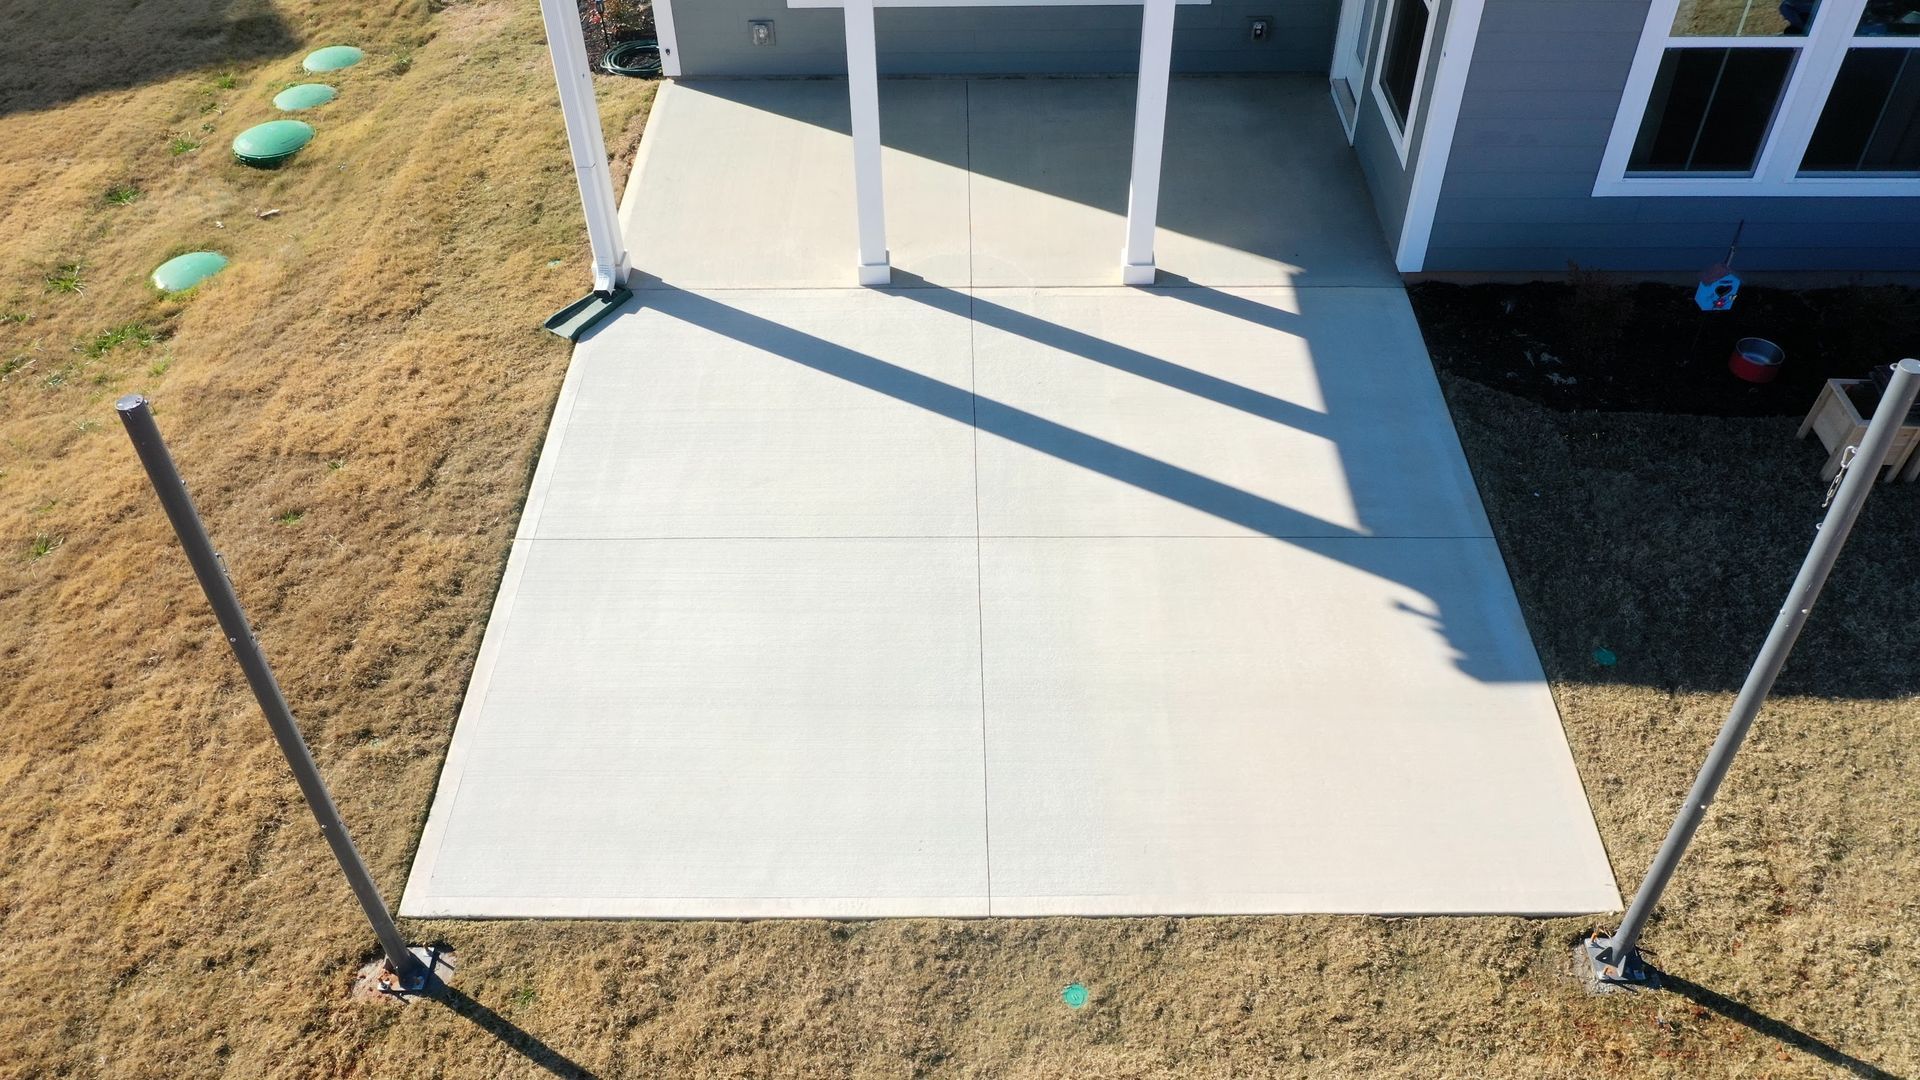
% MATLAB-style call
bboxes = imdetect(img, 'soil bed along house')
[2,0,1920,1076]
[1410,279,1920,416]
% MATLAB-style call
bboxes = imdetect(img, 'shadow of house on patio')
[616,75,1526,681]
[595,281,1540,687]
[624,74,1398,289]
[0,0,296,118]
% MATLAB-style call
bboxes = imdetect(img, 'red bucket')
[1729,337,1784,383]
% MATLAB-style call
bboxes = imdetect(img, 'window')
[1372,0,1437,161]
[1378,0,1431,127]
[1801,8,1920,172]
[1629,49,1796,172]
[1596,0,1920,194]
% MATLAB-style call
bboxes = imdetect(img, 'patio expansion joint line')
[968,308,996,914]
[963,83,993,909]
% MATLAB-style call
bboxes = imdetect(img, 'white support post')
[844,0,891,286]
[653,0,683,77]
[1121,0,1176,285]
[538,0,630,294]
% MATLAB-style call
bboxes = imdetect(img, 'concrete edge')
[616,77,676,276]
[399,538,539,917]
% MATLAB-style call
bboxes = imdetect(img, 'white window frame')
[1595,0,1920,197]
[1330,0,1382,141]
[1371,0,1439,164]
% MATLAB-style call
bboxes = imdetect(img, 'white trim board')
[653,0,682,77]
[1593,0,1920,198]
[1394,0,1486,273]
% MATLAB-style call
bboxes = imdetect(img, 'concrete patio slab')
[402,537,989,918]
[404,74,1619,920]
[968,286,1491,539]
[622,75,1399,289]
[966,77,1399,287]
[978,536,1618,916]
[526,287,977,539]
[619,79,972,289]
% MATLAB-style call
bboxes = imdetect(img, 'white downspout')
[538,0,631,294]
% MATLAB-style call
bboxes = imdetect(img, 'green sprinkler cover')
[272,83,337,111]
[302,45,365,72]
[232,119,314,167]
[151,251,228,292]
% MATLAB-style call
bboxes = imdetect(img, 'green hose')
[603,39,661,78]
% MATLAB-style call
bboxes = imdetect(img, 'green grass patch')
[25,533,62,561]
[167,137,199,156]
[44,263,84,294]
[104,184,141,206]
[274,509,305,527]
[83,323,157,358]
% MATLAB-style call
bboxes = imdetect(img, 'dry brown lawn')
[2,2,1917,1077]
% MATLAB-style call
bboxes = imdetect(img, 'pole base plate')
[544,287,632,342]
[1578,934,1656,994]
[351,945,457,1004]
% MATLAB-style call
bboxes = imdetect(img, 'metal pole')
[1588,357,1920,985]
[116,395,428,989]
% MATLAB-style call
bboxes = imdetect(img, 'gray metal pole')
[116,395,428,989]
[1588,357,1920,985]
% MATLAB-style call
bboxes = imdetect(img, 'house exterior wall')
[668,0,1338,76]
[1424,0,1920,272]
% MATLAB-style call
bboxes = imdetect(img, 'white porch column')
[1121,0,1176,285]
[538,0,630,294]
[844,0,892,285]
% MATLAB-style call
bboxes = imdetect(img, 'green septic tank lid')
[151,251,228,292]
[272,83,337,111]
[302,45,365,72]
[232,119,314,167]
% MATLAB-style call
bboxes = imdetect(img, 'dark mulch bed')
[1409,280,1920,417]
[576,0,654,71]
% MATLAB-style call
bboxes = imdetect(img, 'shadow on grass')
[432,984,601,1079]
[1436,374,1920,698]
[1654,968,1904,1080]
[0,0,297,119]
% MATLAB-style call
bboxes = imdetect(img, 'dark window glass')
[1379,0,1429,128]
[1801,48,1920,171]
[1628,48,1795,173]
[1858,0,1920,37]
